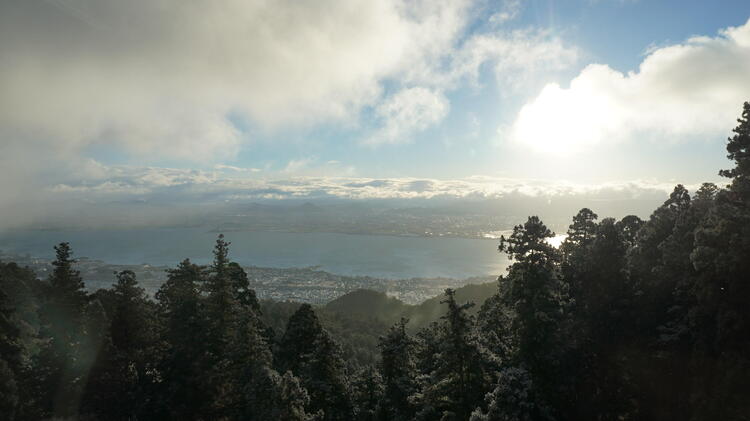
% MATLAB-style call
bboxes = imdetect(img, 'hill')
[261,280,499,366]
[323,280,499,330]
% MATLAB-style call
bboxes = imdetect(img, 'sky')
[1,0,750,229]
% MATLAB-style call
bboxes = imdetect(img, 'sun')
[510,76,621,155]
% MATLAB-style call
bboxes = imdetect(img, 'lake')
[0,228,509,280]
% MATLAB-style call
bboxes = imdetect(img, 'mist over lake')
[0,228,509,280]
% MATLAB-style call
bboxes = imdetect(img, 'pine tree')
[203,235,252,417]
[0,273,23,421]
[81,271,159,420]
[561,207,598,258]
[560,208,599,318]
[228,261,261,313]
[475,285,515,366]
[498,217,571,417]
[277,304,324,374]
[303,332,354,421]
[416,289,492,420]
[205,234,238,353]
[232,306,277,421]
[351,365,383,421]
[154,259,212,419]
[378,318,418,421]
[565,217,639,419]
[249,367,318,421]
[687,103,750,418]
[614,214,643,249]
[470,366,548,421]
[0,358,19,421]
[33,242,90,418]
[719,101,750,199]
[499,216,559,267]
[277,304,353,420]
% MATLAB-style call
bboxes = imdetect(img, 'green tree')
[203,234,261,418]
[565,217,640,419]
[378,318,418,421]
[82,270,159,420]
[350,366,383,421]
[33,243,90,418]
[0,270,24,421]
[561,207,598,258]
[624,185,695,419]
[277,304,353,420]
[719,101,750,198]
[416,289,492,420]
[204,234,238,353]
[228,261,261,313]
[249,367,318,421]
[615,214,643,249]
[0,358,19,421]
[686,102,750,418]
[470,366,548,421]
[498,217,571,417]
[154,259,212,419]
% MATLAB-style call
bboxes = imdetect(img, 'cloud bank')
[510,18,750,153]
[0,0,578,156]
[0,162,686,231]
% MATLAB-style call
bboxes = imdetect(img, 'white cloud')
[0,0,475,161]
[0,0,581,226]
[0,0,579,163]
[44,163,687,201]
[282,158,315,174]
[451,29,578,92]
[490,0,522,24]
[360,26,577,145]
[509,18,750,153]
[215,164,262,173]
[366,87,450,145]
[361,27,577,145]
[0,158,696,230]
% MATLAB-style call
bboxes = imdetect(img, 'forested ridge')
[1,102,750,420]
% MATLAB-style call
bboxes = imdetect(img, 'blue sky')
[194,0,750,182]
[1,0,750,228]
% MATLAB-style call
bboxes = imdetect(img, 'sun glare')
[511,78,619,155]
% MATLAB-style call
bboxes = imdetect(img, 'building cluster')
[0,251,490,305]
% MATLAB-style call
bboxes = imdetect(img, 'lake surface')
[0,229,509,280]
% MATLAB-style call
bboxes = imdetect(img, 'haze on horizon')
[2,0,750,231]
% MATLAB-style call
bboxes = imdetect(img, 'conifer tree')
[277,303,324,374]
[228,261,261,313]
[82,270,158,420]
[0,277,22,421]
[719,101,750,199]
[416,289,492,420]
[470,366,547,421]
[303,331,354,421]
[378,318,418,421]
[614,214,643,249]
[155,259,211,419]
[248,367,318,421]
[561,207,598,259]
[278,303,353,420]
[205,234,238,352]
[351,365,383,421]
[33,242,90,418]
[475,286,515,366]
[0,358,19,421]
[498,217,571,416]
[686,101,750,418]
